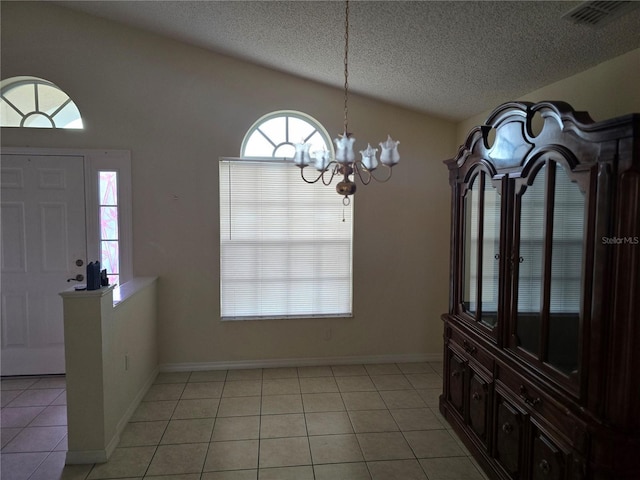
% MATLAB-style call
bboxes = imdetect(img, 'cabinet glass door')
[463,175,480,317]
[514,161,584,376]
[547,164,584,374]
[516,166,546,354]
[462,170,500,330]
[482,178,500,328]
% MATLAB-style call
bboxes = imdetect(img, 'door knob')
[67,274,85,282]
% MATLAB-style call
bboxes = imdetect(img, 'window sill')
[221,313,353,322]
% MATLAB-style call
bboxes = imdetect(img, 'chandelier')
[292,0,400,204]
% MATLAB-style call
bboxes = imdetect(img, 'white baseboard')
[160,353,442,372]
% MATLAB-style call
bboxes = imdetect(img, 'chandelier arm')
[299,166,326,184]
[366,164,394,183]
[353,162,372,185]
[318,163,337,186]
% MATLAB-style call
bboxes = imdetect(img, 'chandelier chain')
[343,0,349,135]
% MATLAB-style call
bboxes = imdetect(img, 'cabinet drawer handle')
[501,422,513,434]
[472,392,481,401]
[451,370,461,378]
[463,340,477,354]
[519,385,541,407]
[539,459,551,474]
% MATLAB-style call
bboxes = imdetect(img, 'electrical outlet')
[324,328,332,341]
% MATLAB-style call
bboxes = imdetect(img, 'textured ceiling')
[55,1,640,121]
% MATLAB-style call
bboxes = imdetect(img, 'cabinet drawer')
[449,326,494,372]
[495,362,588,453]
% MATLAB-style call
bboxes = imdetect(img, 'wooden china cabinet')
[440,101,639,480]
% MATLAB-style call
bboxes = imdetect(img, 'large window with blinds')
[219,111,353,319]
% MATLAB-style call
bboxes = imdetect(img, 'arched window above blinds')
[0,76,83,129]
[241,110,333,158]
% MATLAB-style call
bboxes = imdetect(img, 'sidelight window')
[99,171,120,286]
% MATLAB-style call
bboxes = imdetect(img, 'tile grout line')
[2,376,62,480]
[141,374,187,479]
[2,362,482,480]
[256,370,263,477]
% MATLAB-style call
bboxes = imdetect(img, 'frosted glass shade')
[314,149,331,171]
[293,142,312,167]
[379,135,400,166]
[334,134,356,164]
[360,144,379,170]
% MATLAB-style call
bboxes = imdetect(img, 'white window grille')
[0,76,83,129]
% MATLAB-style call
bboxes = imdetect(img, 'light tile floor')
[1,362,490,479]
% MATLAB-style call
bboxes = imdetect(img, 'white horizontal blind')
[220,158,353,319]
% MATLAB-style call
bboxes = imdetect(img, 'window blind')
[219,158,353,319]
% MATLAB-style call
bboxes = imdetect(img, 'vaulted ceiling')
[56,1,640,121]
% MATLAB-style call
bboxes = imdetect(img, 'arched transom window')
[0,76,83,129]
[241,111,333,158]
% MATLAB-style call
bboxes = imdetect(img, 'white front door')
[1,154,87,375]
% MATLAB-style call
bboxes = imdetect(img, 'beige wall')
[457,48,640,142]
[1,2,456,366]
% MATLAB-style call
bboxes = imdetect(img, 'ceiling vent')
[562,1,640,26]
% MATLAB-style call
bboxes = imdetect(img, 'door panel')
[495,394,524,479]
[1,202,26,271]
[531,428,568,480]
[469,371,489,445]
[448,351,466,415]
[1,154,86,375]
